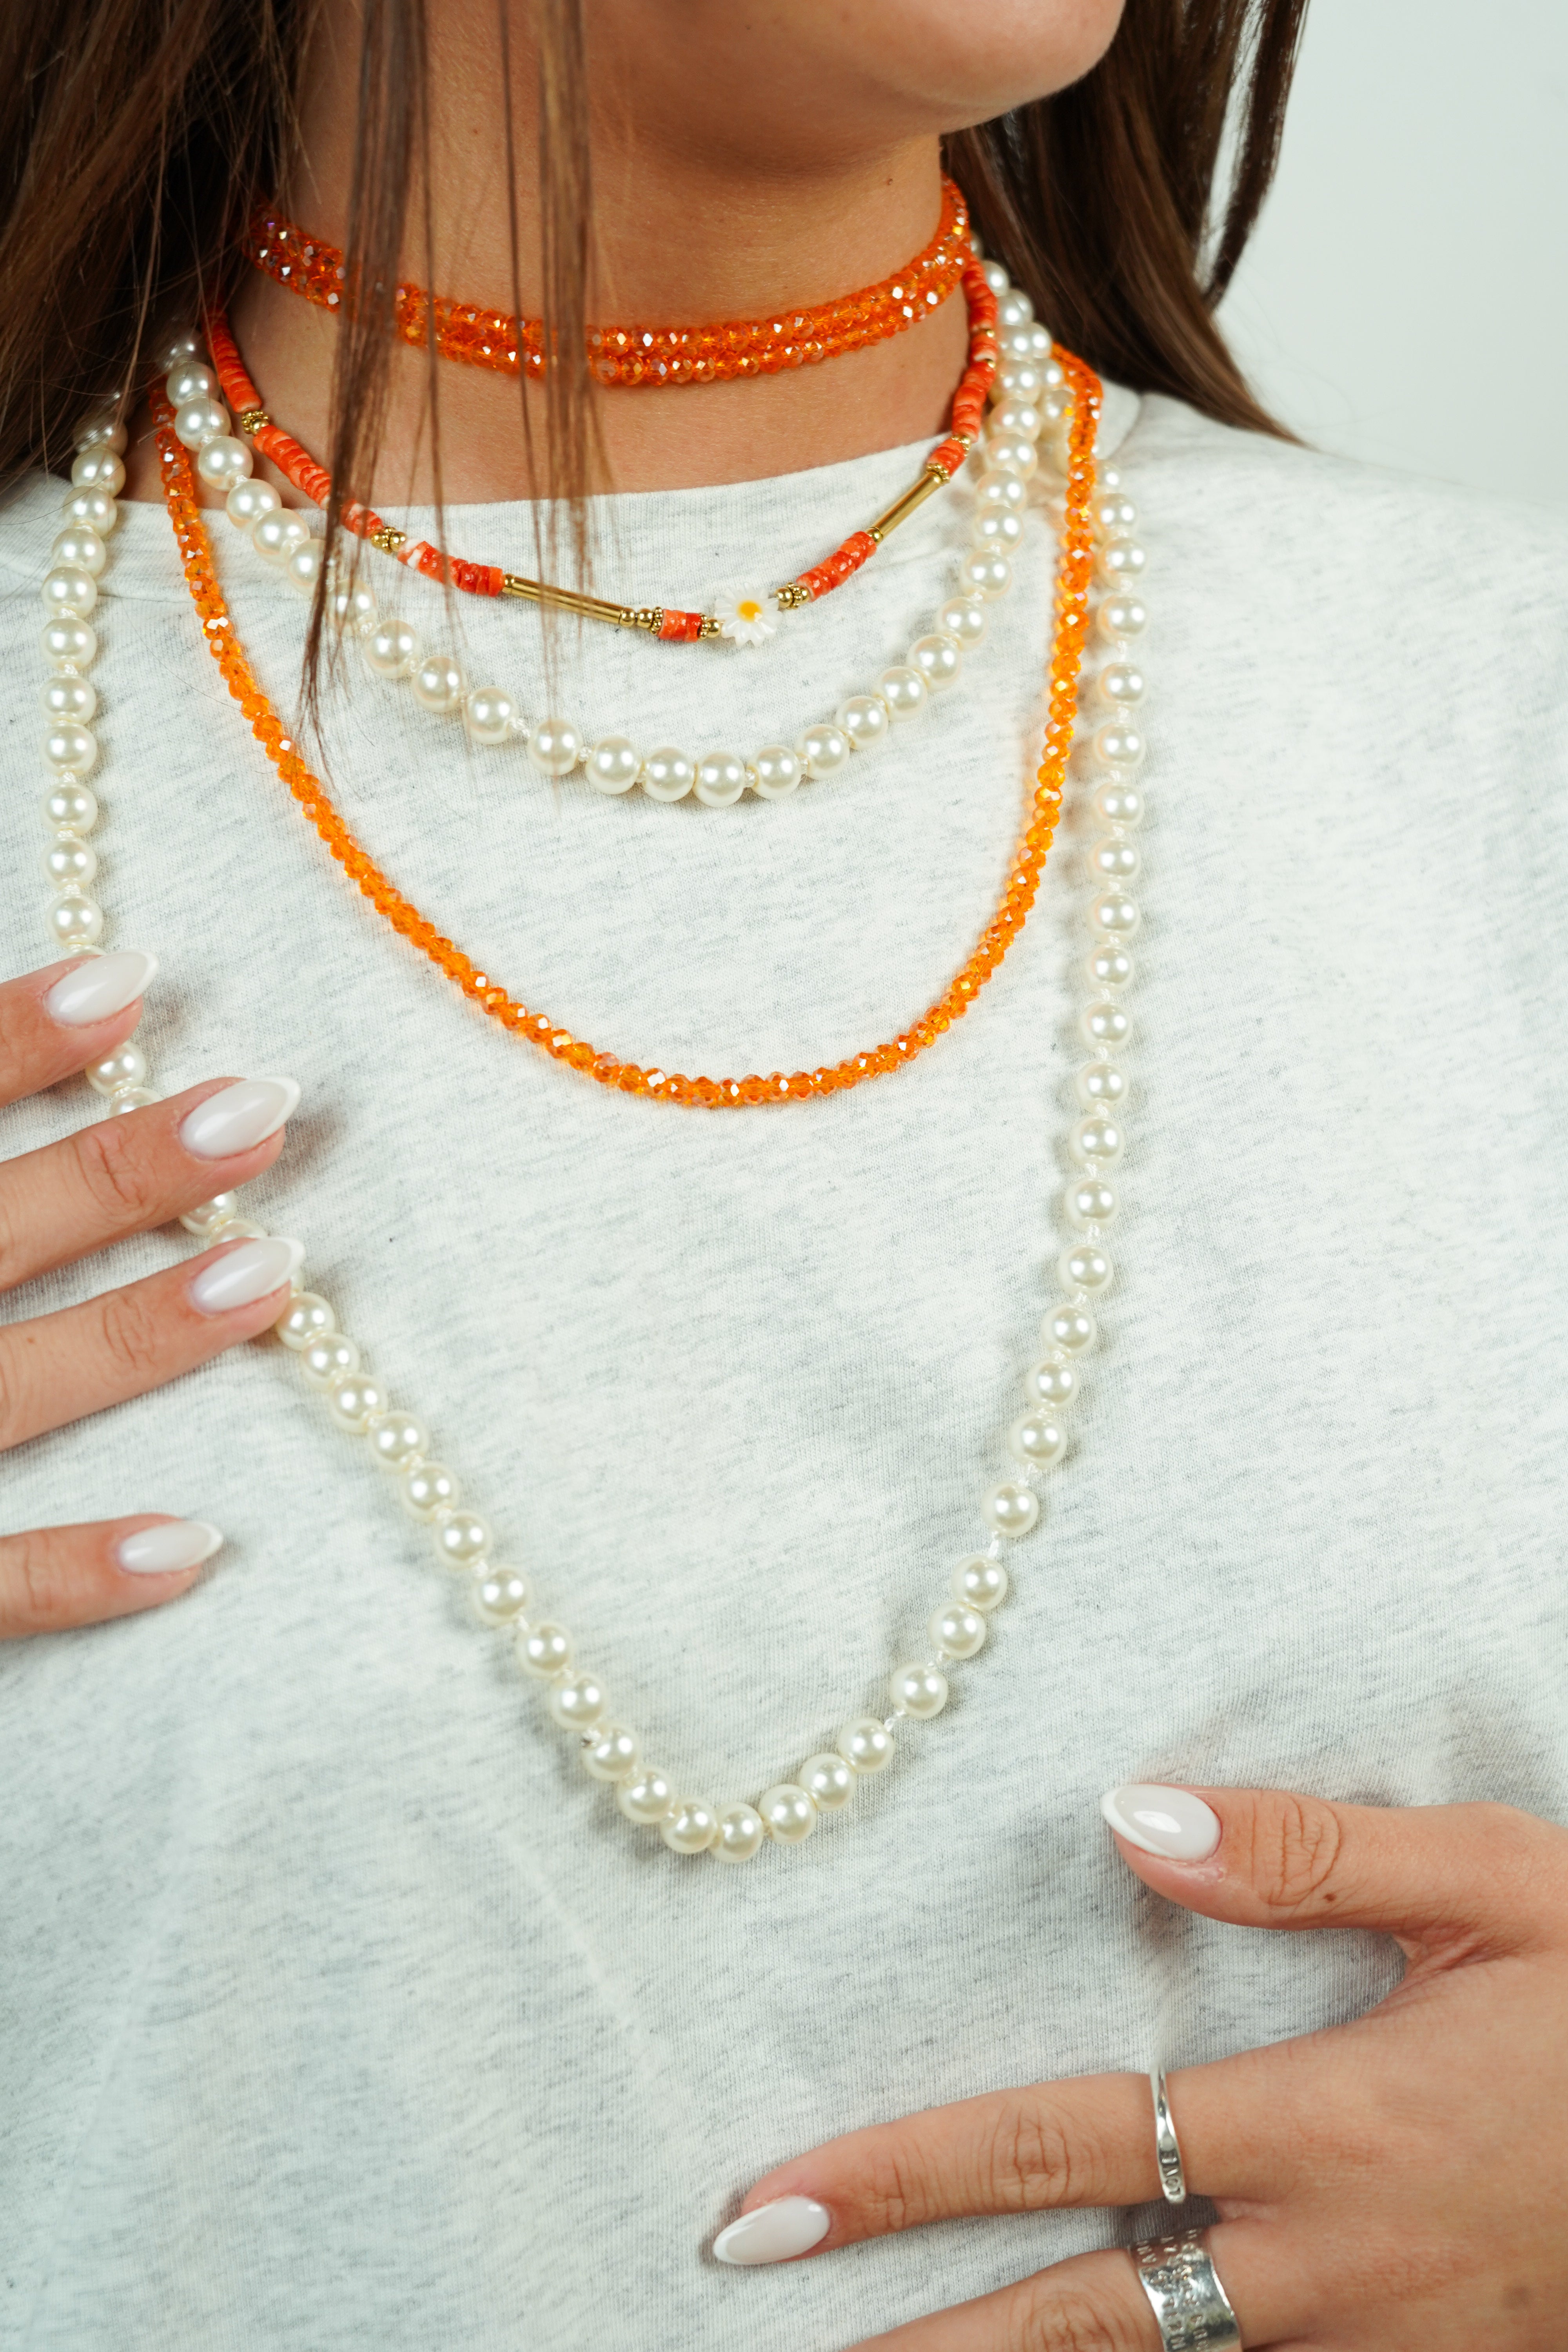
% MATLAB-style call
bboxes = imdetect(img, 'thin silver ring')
[1131,2228,1243,2351]
[1151,2066,1187,2205]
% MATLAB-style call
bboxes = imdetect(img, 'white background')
[1216,0,1568,503]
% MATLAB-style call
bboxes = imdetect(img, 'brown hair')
[0,0,1305,543]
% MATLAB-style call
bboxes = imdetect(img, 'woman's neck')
[126,7,967,505]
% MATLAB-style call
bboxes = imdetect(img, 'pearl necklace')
[38,380,1151,1865]
[165,263,1102,807]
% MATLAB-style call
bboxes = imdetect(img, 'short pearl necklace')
[38,372,1151,1866]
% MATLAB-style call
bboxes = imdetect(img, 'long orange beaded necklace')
[152,352,1100,1109]
[244,180,973,388]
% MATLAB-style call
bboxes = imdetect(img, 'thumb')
[1098,1782,1565,1958]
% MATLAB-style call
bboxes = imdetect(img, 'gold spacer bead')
[237,408,270,437]
[698,616,722,639]
[772,582,811,611]
[370,525,407,555]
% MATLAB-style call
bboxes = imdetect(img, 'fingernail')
[179,1076,301,1160]
[189,1235,305,1314]
[44,948,159,1026]
[713,2198,831,2267]
[1100,1784,1222,1861]
[116,1519,224,1575]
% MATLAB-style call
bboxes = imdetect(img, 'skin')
[32,3,1568,2339]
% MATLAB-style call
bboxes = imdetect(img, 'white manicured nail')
[713,2198,831,2267]
[179,1076,300,1160]
[189,1236,304,1314]
[44,948,159,1026]
[1100,1784,1222,1861]
[116,1519,224,1575]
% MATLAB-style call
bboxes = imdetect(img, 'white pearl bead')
[1096,593,1148,641]
[44,837,97,892]
[997,289,1034,328]
[547,1672,608,1731]
[275,1291,335,1350]
[582,1724,641,1782]
[958,549,1011,599]
[909,634,962,690]
[284,543,322,597]
[301,1334,361,1389]
[179,1192,239,1236]
[931,1601,987,1659]
[42,566,97,618]
[980,260,1009,296]
[174,397,227,449]
[327,1373,388,1433]
[463,686,515,745]
[86,1042,146,1095]
[60,487,118,536]
[401,1460,458,1516]
[1094,720,1147,770]
[640,746,694,800]
[891,1661,949,1719]
[412,654,465,713]
[1043,1303,1097,1354]
[876,666,927,720]
[750,744,801,798]
[517,1621,574,1678]
[1009,1410,1066,1470]
[44,781,98,831]
[616,1768,674,1825]
[41,673,96,723]
[226,478,281,531]
[327,578,378,635]
[1094,491,1138,535]
[432,1508,491,1568]
[953,1555,1009,1612]
[202,1213,266,1241]
[196,436,254,492]
[70,448,124,494]
[694,750,748,804]
[759,1784,817,1843]
[42,616,96,667]
[1092,780,1145,829]
[1025,1358,1079,1408]
[1089,893,1140,940]
[1060,1241,1113,1293]
[1065,1176,1117,1229]
[472,1566,531,1626]
[586,736,639,794]
[46,893,104,946]
[164,361,216,406]
[660,1798,719,1854]
[974,469,1027,514]
[936,595,987,649]
[982,1483,1040,1539]
[995,361,1044,403]
[837,695,889,753]
[1089,836,1140,884]
[836,1717,893,1773]
[1075,1072,1125,1128]
[1087,944,1134,991]
[158,332,201,369]
[529,717,583,777]
[800,1752,854,1811]
[364,619,421,679]
[251,510,311,567]
[51,526,107,577]
[991,401,1042,442]
[74,414,128,454]
[798,721,849,780]
[44,719,98,773]
[985,434,1038,480]
[971,506,1024,551]
[1094,661,1145,707]
[1098,537,1147,586]
[711,1803,766,1863]
[107,1088,158,1114]
[366,1411,427,1470]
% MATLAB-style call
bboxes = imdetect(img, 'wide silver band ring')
[1151,2066,1187,2205]
[1131,2228,1243,2352]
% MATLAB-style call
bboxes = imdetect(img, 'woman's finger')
[1099,1782,1568,1958]
[0,951,159,1107]
[0,1512,224,1637]
[0,1232,303,1452]
[0,1073,299,1292]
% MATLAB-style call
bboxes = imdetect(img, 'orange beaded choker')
[244,180,973,387]
[152,354,1101,1108]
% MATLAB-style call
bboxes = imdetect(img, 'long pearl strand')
[37,352,1151,1865]
[162,272,1078,806]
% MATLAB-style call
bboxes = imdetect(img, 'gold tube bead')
[866,465,947,545]
[501,573,637,627]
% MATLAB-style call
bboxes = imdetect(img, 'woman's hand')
[714,1785,1568,2349]
[0,953,303,1636]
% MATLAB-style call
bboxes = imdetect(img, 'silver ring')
[1150,2066,1187,2205]
[1131,2228,1243,2352]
